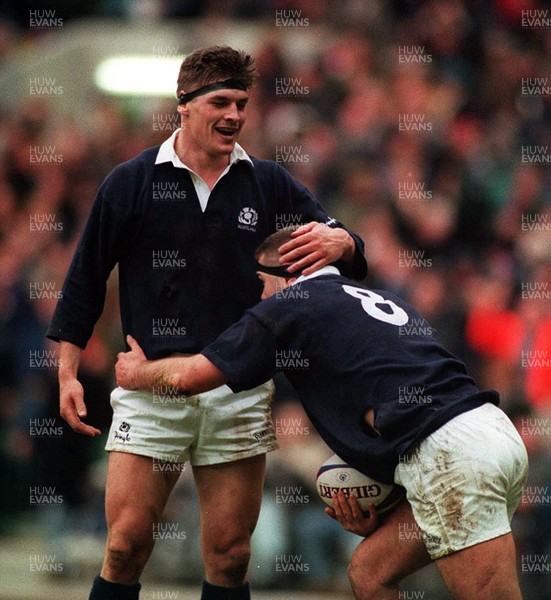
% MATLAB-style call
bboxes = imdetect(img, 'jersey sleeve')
[45,178,129,349]
[201,312,278,393]
[273,163,367,280]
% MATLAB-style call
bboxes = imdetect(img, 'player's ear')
[178,91,190,116]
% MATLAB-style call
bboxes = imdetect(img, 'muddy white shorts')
[105,380,278,466]
[394,402,528,559]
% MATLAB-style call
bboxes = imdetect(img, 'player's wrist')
[340,231,356,263]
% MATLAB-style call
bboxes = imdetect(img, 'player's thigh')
[105,451,181,531]
[435,532,522,600]
[349,498,431,587]
[192,454,266,548]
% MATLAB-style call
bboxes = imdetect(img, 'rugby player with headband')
[178,78,249,104]
[48,46,367,600]
[116,227,528,600]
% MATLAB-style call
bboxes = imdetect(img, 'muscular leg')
[435,532,523,600]
[348,499,431,600]
[100,452,181,584]
[193,454,266,587]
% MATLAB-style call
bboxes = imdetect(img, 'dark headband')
[256,263,301,278]
[178,78,248,104]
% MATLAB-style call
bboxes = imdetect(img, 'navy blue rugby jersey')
[46,147,367,358]
[202,269,499,483]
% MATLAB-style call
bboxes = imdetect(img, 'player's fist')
[115,335,148,390]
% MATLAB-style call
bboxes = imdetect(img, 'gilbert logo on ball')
[316,454,404,514]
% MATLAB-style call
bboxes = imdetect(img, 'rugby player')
[47,48,367,600]
[116,227,528,600]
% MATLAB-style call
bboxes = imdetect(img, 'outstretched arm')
[115,335,228,394]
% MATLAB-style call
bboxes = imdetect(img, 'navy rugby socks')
[201,580,250,600]
[89,575,141,599]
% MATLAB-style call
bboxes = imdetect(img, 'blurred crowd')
[0,0,549,596]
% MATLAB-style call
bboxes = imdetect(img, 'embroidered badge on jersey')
[237,207,259,231]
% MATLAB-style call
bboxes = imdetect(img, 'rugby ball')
[316,454,404,514]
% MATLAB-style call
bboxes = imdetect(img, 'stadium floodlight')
[94,55,185,96]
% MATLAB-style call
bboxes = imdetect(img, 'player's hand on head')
[326,492,379,537]
[115,335,147,390]
[59,377,101,437]
[277,221,354,276]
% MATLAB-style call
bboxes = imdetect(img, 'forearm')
[134,354,227,396]
[58,341,81,382]
[136,357,185,392]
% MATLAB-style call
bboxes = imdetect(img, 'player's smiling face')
[180,87,248,159]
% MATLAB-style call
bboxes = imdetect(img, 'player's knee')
[205,536,251,583]
[348,552,391,600]
[105,524,153,575]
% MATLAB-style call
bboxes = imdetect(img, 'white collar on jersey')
[293,265,341,286]
[155,128,253,169]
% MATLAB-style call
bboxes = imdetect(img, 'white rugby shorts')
[105,381,278,466]
[394,402,528,559]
